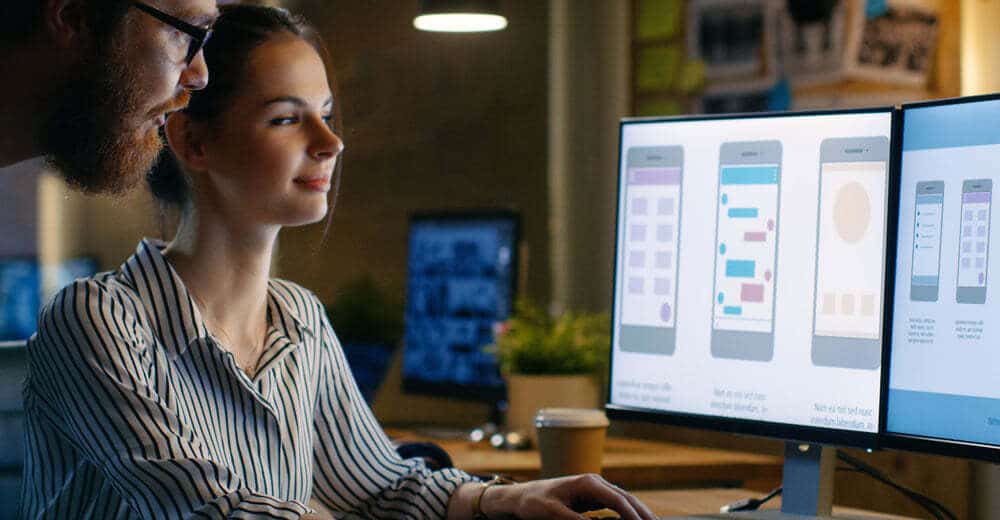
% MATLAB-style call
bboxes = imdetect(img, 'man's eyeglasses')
[131,2,213,65]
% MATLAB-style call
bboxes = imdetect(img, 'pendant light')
[413,0,508,33]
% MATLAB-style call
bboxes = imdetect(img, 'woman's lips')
[294,177,331,192]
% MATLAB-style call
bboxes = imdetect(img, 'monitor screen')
[608,110,893,445]
[402,212,518,402]
[53,257,98,291]
[887,96,1000,456]
[0,259,40,342]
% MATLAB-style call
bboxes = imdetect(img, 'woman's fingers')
[601,478,657,520]
[575,474,642,520]
[512,474,658,520]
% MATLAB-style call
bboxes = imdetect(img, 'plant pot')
[504,373,602,442]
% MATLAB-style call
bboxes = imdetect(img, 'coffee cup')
[534,408,609,478]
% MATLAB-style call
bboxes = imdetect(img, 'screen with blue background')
[0,260,40,341]
[0,257,98,342]
[402,215,517,400]
[890,97,1000,447]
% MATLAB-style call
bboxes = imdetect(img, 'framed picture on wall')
[844,0,939,87]
[686,0,780,82]
[780,0,847,86]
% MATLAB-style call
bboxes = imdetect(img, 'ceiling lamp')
[413,0,508,33]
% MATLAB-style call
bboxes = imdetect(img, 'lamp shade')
[413,0,508,33]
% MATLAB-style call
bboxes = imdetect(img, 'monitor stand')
[763,442,835,518]
[670,442,893,519]
[689,442,834,519]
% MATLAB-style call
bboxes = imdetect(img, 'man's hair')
[1,1,129,44]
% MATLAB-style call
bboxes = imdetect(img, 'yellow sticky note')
[636,0,682,41]
[636,45,681,92]
[676,60,706,94]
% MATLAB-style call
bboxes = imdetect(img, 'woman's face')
[197,35,343,228]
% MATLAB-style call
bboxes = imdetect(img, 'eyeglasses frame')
[130,1,213,65]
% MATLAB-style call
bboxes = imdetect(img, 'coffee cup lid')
[534,408,609,428]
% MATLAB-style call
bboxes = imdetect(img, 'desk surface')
[388,428,783,490]
[630,488,916,519]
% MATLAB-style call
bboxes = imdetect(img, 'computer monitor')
[606,109,896,517]
[886,94,1000,463]
[401,211,519,404]
[0,258,40,342]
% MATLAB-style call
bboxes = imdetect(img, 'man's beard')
[40,47,188,196]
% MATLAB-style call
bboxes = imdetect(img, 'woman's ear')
[164,113,210,172]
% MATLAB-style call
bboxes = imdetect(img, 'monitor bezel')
[606,107,898,450]
[400,209,521,404]
[882,92,1000,463]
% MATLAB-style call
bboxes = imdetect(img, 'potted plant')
[326,276,404,404]
[490,300,610,439]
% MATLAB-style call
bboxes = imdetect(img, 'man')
[0,0,218,194]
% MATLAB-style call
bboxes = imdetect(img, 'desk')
[630,488,916,519]
[387,429,783,490]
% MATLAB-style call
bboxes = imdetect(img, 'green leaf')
[489,298,610,378]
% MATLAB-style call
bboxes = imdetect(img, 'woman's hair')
[148,4,342,233]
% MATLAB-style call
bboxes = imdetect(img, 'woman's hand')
[450,474,658,520]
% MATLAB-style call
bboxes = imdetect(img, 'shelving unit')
[630,0,960,116]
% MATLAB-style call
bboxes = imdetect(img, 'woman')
[20,5,656,520]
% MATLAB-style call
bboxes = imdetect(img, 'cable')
[719,486,782,513]
[837,453,952,520]
[836,451,957,520]
[837,466,946,518]
[719,453,957,520]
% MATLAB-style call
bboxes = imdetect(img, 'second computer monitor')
[401,212,519,403]
[608,109,894,447]
[887,94,1000,461]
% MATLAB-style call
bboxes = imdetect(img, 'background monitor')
[887,94,1000,462]
[606,109,895,517]
[51,257,98,294]
[0,259,40,342]
[401,211,519,403]
[0,256,98,342]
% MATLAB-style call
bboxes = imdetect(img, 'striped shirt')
[20,239,475,519]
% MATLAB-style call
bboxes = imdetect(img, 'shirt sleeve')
[26,280,314,520]
[309,305,478,519]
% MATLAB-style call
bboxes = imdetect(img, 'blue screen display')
[889,98,1000,447]
[0,260,40,341]
[402,216,517,397]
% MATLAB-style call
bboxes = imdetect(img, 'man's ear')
[44,0,93,48]
[164,113,210,173]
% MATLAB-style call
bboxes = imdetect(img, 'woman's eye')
[322,114,334,125]
[270,117,298,126]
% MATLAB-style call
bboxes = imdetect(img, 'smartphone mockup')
[617,146,684,355]
[710,141,781,362]
[810,137,889,370]
[910,181,945,302]
[956,179,992,304]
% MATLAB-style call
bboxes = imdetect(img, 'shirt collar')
[120,239,314,358]
[266,280,317,344]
